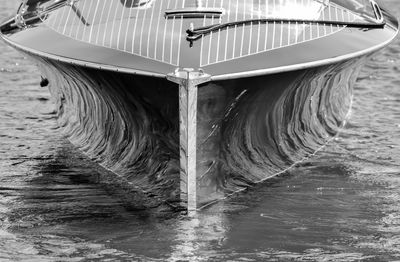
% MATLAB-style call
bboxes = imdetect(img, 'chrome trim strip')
[239,1,245,57]
[161,0,170,62]
[83,0,93,40]
[89,0,100,43]
[208,15,214,65]
[117,0,127,48]
[109,0,119,48]
[63,3,73,35]
[170,15,175,64]
[177,15,183,65]
[154,0,163,59]
[139,1,148,55]
[103,0,113,46]
[232,0,238,59]
[131,3,140,52]
[96,0,107,44]
[199,14,206,67]
[57,5,67,32]
[146,0,155,57]
[256,1,261,52]
[223,0,230,61]
[166,69,212,212]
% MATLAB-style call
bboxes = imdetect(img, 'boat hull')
[26,52,365,209]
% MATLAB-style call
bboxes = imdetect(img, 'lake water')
[0,0,400,261]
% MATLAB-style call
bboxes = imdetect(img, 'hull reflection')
[30,53,363,208]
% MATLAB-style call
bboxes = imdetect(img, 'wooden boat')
[1,0,398,211]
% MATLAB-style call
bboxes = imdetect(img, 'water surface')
[0,0,400,261]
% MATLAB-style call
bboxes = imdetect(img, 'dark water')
[1,0,400,261]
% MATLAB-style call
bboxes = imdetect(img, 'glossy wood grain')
[1,0,397,78]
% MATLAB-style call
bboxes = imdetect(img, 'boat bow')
[0,0,398,211]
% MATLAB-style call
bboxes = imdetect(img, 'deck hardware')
[370,0,384,24]
[120,0,154,8]
[40,77,49,87]
[165,8,225,19]
[14,13,27,29]
[9,0,88,31]
[186,17,386,42]
[67,0,79,7]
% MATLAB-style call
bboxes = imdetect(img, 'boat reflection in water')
[0,0,398,211]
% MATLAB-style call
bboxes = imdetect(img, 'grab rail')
[186,0,386,43]
[165,7,225,19]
